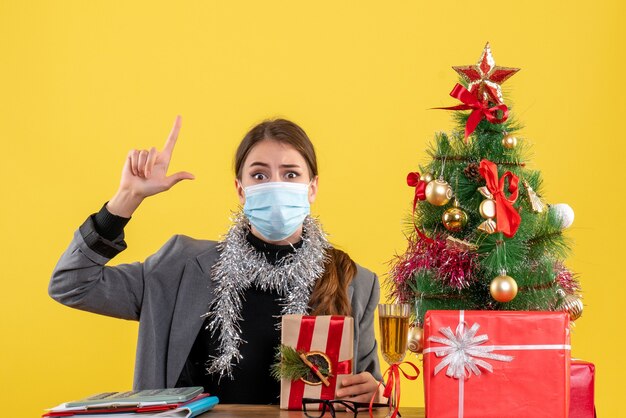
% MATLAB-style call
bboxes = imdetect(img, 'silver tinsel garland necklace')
[203,211,330,378]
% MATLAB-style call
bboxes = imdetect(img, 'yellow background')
[1,1,624,416]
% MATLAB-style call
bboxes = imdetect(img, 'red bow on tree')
[407,172,427,209]
[437,84,509,141]
[479,159,521,238]
[406,172,433,243]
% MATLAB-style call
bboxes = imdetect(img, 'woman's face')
[235,138,318,205]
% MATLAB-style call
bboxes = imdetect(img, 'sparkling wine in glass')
[378,303,411,417]
[378,303,410,364]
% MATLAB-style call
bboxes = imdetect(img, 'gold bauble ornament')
[560,294,584,321]
[425,179,453,206]
[490,274,518,303]
[502,133,518,149]
[421,172,434,183]
[407,325,424,354]
[442,207,468,232]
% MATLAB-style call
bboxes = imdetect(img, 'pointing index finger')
[162,115,182,157]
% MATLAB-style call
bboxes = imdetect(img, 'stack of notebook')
[43,387,218,418]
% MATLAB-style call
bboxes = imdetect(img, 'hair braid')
[308,248,356,316]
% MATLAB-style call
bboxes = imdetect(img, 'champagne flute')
[378,303,410,417]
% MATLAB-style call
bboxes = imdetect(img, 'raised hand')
[107,116,195,217]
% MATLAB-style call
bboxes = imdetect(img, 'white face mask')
[242,182,311,241]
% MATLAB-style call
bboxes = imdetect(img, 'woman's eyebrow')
[248,161,270,168]
[248,161,302,169]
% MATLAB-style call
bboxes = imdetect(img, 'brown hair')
[235,118,355,316]
[235,119,318,180]
[309,248,356,316]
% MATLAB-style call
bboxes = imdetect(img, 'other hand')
[335,371,383,404]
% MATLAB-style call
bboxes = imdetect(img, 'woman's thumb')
[165,171,195,189]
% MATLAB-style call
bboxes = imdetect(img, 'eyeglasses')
[301,398,394,418]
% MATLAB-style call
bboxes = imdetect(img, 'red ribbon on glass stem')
[406,172,434,243]
[369,361,420,418]
[479,159,521,238]
[436,83,509,141]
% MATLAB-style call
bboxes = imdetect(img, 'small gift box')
[423,310,571,418]
[570,359,596,418]
[279,315,354,410]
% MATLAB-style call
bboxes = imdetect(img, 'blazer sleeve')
[48,214,177,321]
[354,268,382,381]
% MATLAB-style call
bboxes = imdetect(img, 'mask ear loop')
[235,179,246,215]
[236,178,248,195]
[297,179,317,250]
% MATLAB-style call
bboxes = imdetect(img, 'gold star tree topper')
[452,42,520,105]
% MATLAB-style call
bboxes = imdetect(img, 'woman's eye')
[252,173,267,180]
[285,172,299,179]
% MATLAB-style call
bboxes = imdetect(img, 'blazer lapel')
[166,248,219,387]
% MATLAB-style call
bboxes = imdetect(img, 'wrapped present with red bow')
[423,310,571,418]
[570,359,596,418]
[277,315,353,410]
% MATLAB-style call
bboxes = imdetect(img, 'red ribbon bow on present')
[479,159,521,238]
[369,361,420,418]
[436,83,509,141]
[406,172,434,244]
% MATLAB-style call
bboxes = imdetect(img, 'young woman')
[49,116,382,404]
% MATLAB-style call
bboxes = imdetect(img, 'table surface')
[198,404,425,417]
